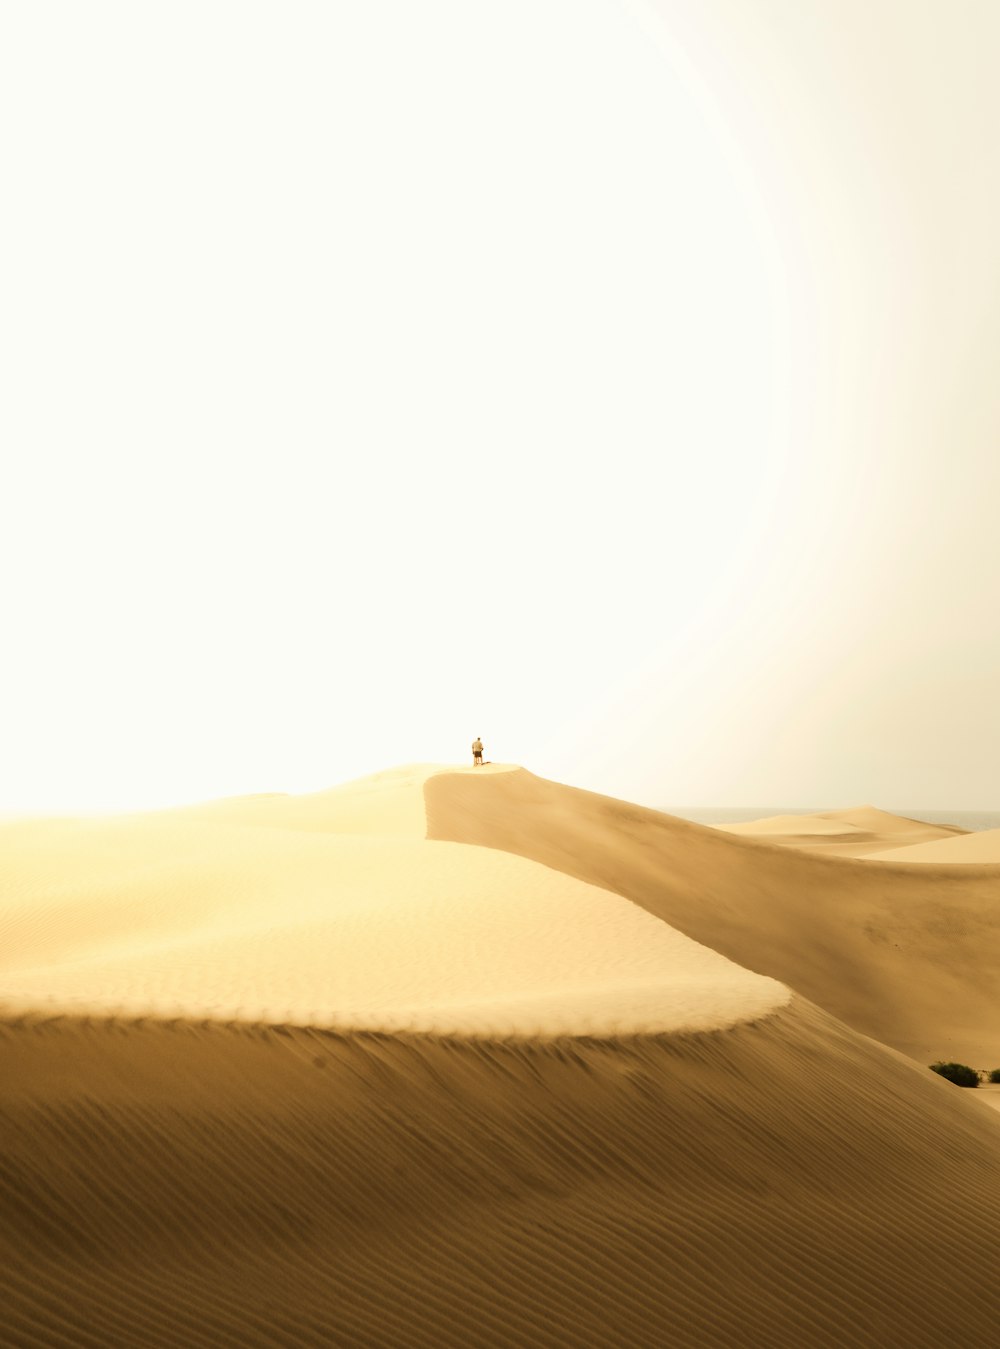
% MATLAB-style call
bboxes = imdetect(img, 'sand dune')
[867,825,1000,864]
[163,762,463,837]
[0,833,787,1037]
[5,1000,1000,1347]
[0,766,783,1036]
[425,769,1000,1064]
[717,806,965,857]
[3,764,1000,1346]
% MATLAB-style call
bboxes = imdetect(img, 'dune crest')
[163,761,518,837]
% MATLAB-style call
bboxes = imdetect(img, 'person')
[472,737,484,766]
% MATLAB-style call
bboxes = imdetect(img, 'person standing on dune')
[472,737,484,766]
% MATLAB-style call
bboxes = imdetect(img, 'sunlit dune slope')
[4,997,1000,1348]
[868,825,1000,864]
[425,769,1000,1064]
[718,806,965,857]
[161,762,474,837]
[0,764,783,1036]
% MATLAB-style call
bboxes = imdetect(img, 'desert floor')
[3,764,999,1346]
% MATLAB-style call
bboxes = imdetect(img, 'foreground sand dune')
[425,769,1000,1064]
[4,998,1000,1347]
[3,764,1000,1346]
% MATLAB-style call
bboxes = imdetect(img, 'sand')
[0,765,784,1036]
[978,1083,1000,1113]
[866,825,1000,864]
[716,806,966,857]
[3,764,1000,1346]
[426,769,1000,1065]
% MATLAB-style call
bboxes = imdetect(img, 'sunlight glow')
[3,1,997,812]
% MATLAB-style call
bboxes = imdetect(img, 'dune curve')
[424,767,1000,1064]
[0,781,783,1037]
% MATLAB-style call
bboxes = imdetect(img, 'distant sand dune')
[715,806,966,856]
[867,825,1000,864]
[3,764,1000,1346]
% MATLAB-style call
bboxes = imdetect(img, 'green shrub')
[929,1061,979,1088]
[989,1069,1000,1084]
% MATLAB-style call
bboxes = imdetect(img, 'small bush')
[989,1069,1000,1084]
[929,1061,979,1088]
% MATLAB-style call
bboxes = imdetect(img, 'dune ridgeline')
[2,764,999,1346]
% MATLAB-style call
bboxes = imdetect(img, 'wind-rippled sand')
[3,765,1000,1346]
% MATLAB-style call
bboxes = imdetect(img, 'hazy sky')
[3,0,998,813]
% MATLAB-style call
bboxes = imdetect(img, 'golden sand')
[3,765,999,1346]
[867,825,1000,864]
[425,769,1000,1065]
[715,805,967,857]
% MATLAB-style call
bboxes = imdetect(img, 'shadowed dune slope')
[425,769,1000,1064]
[3,999,1000,1349]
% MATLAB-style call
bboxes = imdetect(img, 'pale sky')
[2,0,998,814]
